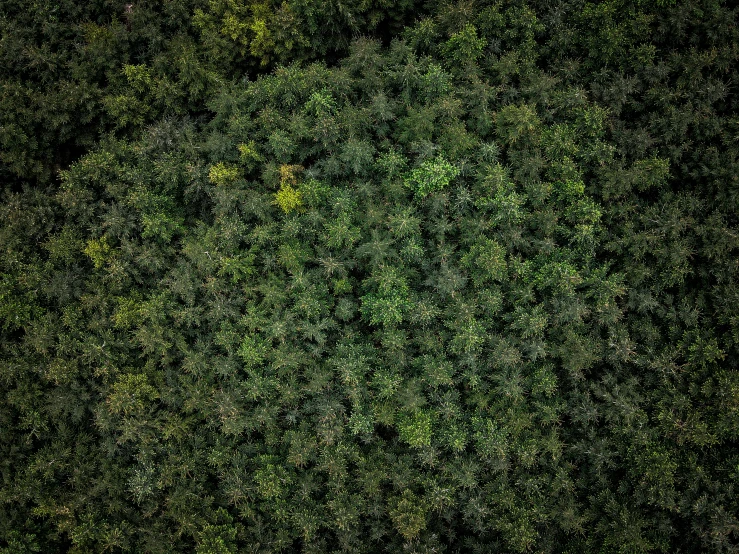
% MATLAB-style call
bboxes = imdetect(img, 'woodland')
[0,0,738,552]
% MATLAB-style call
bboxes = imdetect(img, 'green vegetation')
[1,0,738,552]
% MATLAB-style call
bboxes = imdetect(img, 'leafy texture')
[1,1,738,553]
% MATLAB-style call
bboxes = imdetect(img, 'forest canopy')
[1,1,738,553]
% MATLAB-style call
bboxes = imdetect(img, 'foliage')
[403,156,460,198]
[1,1,739,553]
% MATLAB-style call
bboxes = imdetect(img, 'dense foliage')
[0,0,422,184]
[1,1,738,552]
